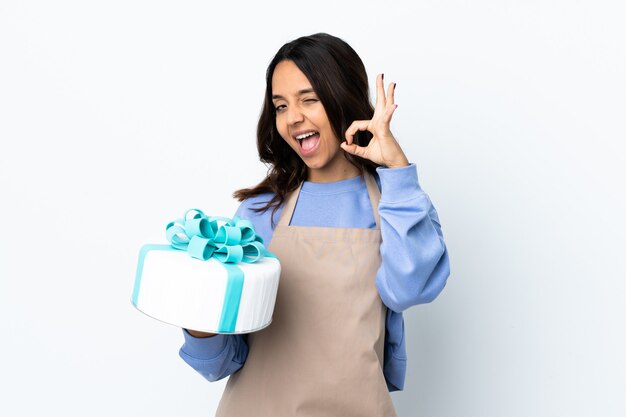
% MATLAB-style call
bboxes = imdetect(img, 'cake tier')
[132,245,280,334]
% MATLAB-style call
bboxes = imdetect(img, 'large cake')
[131,209,280,334]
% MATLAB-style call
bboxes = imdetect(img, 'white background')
[1,1,625,416]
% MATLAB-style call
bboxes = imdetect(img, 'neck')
[306,155,361,183]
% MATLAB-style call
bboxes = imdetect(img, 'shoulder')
[234,192,280,246]
[236,192,276,216]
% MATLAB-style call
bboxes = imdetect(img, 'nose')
[286,104,305,125]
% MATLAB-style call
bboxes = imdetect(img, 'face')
[271,60,358,182]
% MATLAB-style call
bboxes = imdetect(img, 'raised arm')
[375,164,450,312]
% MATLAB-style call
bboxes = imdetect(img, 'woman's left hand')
[340,73,410,168]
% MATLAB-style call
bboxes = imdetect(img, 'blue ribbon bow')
[166,209,270,264]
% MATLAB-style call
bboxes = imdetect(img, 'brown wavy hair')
[233,33,379,221]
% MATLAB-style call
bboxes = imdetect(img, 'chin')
[303,160,327,170]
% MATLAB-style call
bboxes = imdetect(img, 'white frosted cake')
[131,210,281,334]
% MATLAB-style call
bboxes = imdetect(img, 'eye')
[274,99,317,113]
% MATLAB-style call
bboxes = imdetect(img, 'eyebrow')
[272,88,316,100]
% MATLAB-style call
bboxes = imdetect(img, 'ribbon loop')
[236,219,256,243]
[184,217,212,239]
[242,241,264,263]
[215,225,242,246]
[214,245,244,263]
[187,236,216,261]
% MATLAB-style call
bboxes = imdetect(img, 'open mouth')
[296,131,320,152]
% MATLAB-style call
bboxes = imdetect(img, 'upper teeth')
[295,132,318,140]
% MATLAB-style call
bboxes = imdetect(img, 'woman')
[179,32,450,416]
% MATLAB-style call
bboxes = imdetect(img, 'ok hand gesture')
[340,74,409,169]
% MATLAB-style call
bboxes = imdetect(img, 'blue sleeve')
[179,330,248,382]
[375,163,451,312]
[234,193,279,247]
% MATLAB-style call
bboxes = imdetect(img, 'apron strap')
[364,172,381,229]
[277,181,303,226]
[277,172,381,228]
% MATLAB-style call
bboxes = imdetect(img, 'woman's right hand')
[185,329,218,338]
[340,73,409,169]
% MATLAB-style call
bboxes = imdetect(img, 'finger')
[375,73,386,112]
[387,82,396,106]
[384,103,398,123]
[344,120,370,144]
[340,141,368,159]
